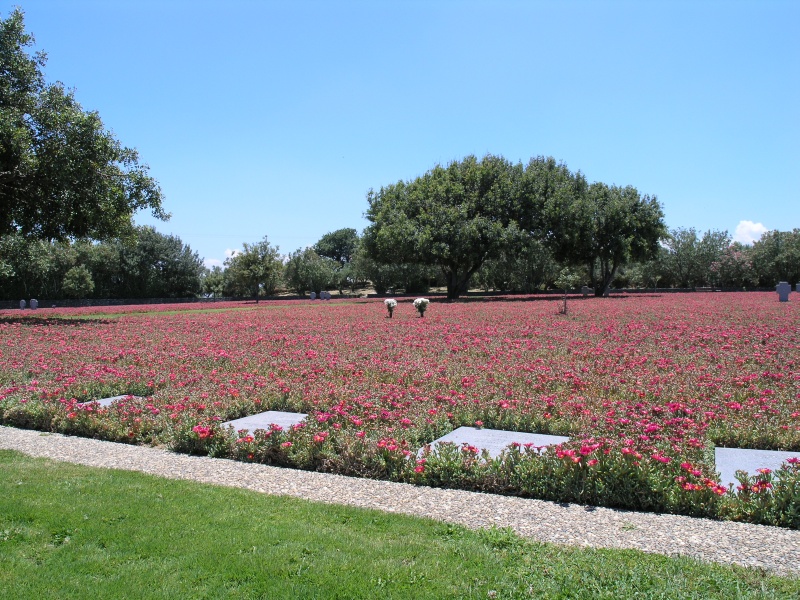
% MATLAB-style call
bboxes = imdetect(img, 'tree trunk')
[444,266,476,300]
[595,260,618,297]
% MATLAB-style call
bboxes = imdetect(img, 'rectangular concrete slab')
[222,410,307,435]
[77,395,141,408]
[423,426,569,458]
[715,447,800,491]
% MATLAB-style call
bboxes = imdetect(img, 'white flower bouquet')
[413,297,429,317]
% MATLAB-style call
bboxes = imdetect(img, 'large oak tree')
[363,154,522,299]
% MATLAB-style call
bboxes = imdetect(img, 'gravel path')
[2,425,799,577]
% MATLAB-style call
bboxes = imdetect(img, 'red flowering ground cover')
[2,293,799,525]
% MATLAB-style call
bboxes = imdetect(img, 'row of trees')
[642,228,800,289]
[203,225,800,302]
[472,226,800,294]
[3,223,797,302]
[0,227,204,300]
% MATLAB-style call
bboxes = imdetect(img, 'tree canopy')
[661,227,730,288]
[313,228,359,266]
[0,227,203,300]
[284,247,337,296]
[223,237,282,302]
[0,9,167,241]
[548,182,666,296]
[363,154,522,299]
[363,154,666,298]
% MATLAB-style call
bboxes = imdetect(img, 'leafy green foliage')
[284,247,337,296]
[223,236,283,302]
[0,9,166,242]
[313,227,359,266]
[474,235,560,293]
[313,228,362,294]
[364,154,522,299]
[61,264,94,299]
[363,154,666,298]
[548,182,666,296]
[201,265,226,298]
[0,227,203,301]
[751,229,800,286]
[116,226,204,298]
[661,228,731,288]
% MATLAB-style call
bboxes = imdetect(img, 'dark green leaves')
[0,8,166,242]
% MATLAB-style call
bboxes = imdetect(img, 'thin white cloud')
[733,220,768,245]
[203,258,223,269]
[225,248,242,259]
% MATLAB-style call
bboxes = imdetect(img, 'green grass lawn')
[1,450,797,599]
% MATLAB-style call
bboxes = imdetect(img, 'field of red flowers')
[2,293,799,526]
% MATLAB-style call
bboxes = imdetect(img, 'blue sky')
[12,0,799,268]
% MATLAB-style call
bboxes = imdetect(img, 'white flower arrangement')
[413,297,429,317]
[384,298,397,318]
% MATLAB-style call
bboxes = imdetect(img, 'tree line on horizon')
[2,9,797,303]
[1,221,798,303]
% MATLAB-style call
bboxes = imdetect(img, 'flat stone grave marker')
[223,410,307,435]
[421,426,569,458]
[715,447,800,491]
[77,394,142,408]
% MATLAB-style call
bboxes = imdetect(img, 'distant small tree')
[223,237,282,302]
[313,229,361,294]
[750,229,800,286]
[284,248,337,296]
[62,265,94,299]
[313,228,359,266]
[555,267,583,315]
[115,226,204,298]
[661,228,730,288]
[712,243,756,289]
[201,265,226,298]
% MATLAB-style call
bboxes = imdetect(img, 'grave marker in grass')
[223,411,308,435]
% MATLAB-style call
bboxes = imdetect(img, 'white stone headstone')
[777,281,791,302]
[30,298,38,310]
[19,299,26,309]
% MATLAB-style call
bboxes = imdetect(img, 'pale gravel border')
[2,425,799,578]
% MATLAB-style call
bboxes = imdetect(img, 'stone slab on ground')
[423,426,569,458]
[222,411,307,434]
[715,447,800,490]
[77,395,142,408]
